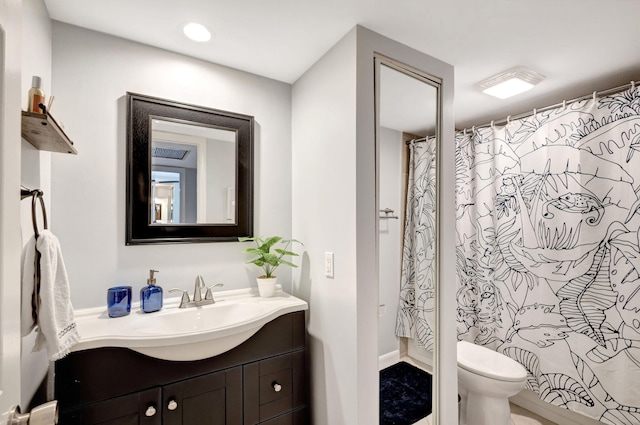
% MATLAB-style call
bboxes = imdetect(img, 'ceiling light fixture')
[479,67,545,99]
[183,22,211,42]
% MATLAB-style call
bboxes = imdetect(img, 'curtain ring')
[593,91,598,102]
[632,81,636,90]
[533,108,537,116]
[472,126,475,133]
[562,100,567,109]
[491,120,495,129]
[463,128,467,136]
[506,115,511,124]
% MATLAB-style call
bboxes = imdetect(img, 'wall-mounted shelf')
[21,111,77,155]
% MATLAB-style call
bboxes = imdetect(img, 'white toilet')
[457,340,528,425]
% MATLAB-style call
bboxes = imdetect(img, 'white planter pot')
[256,277,277,297]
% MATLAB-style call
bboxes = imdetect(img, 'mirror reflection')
[151,119,237,225]
[377,60,439,423]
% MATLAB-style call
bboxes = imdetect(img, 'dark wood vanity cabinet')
[55,312,308,425]
[58,388,163,425]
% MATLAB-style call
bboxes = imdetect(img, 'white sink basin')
[71,287,308,361]
[132,303,263,335]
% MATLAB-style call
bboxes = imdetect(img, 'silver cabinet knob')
[272,382,282,392]
[167,399,178,411]
[145,405,157,417]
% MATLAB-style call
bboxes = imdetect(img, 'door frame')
[0,0,24,421]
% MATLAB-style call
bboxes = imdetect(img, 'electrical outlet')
[324,252,334,278]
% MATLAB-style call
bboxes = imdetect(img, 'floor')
[411,403,558,425]
[397,357,558,425]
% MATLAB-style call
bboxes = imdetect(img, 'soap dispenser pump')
[140,269,163,313]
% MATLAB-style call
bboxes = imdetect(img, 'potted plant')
[239,236,302,297]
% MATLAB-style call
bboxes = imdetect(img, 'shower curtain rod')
[459,79,638,134]
[404,79,638,145]
[405,135,430,144]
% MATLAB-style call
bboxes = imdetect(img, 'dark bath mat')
[380,361,432,425]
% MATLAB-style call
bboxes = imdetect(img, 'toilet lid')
[457,341,527,382]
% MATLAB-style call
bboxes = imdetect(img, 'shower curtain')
[456,86,640,424]
[396,138,437,351]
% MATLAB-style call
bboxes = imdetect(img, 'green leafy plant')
[239,236,303,278]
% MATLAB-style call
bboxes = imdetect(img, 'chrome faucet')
[170,276,223,308]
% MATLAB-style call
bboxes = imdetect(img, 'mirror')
[126,92,254,244]
[151,119,237,224]
[376,57,440,423]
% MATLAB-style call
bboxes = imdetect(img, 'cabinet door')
[244,351,307,425]
[58,387,162,425]
[163,366,242,425]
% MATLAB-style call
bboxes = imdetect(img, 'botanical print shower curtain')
[396,139,437,350]
[456,86,640,424]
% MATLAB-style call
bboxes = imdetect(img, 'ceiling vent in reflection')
[152,146,191,160]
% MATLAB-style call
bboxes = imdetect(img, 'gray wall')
[292,27,359,425]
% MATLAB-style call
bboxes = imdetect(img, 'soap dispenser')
[140,269,163,313]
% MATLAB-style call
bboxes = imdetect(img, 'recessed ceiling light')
[479,67,545,99]
[183,22,211,42]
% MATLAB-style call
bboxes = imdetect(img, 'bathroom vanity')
[54,290,308,425]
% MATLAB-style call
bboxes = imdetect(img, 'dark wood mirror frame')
[126,92,254,244]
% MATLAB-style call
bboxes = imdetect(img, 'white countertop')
[71,286,308,361]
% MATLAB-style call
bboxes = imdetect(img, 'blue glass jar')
[140,269,163,313]
[107,286,132,318]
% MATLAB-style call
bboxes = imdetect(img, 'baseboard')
[511,390,604,425]
[379,350,400,370]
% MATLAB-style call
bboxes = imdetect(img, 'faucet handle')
[205,284,224,301]
[169,288,190,308]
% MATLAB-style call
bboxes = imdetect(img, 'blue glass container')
[107,286,132,318]
[140,269,163,313]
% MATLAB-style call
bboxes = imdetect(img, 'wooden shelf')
[21,111,77,155]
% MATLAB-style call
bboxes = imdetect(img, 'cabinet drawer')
[244,351,306,425]
[259,356,293,406]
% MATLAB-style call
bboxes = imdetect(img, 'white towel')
[21,230,80,360]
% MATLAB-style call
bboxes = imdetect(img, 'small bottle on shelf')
[28,76,45,114]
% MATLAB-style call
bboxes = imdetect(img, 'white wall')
[21,0,51,240]
[50,22,293,309]
[0,0,25,417]
[378,126,403,358]
[292,28,359,425]
[20,0,53,409]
